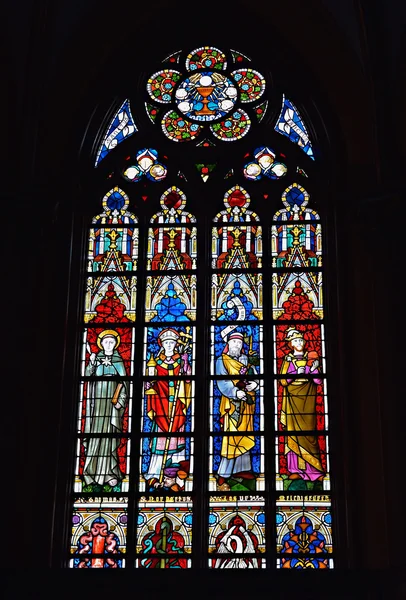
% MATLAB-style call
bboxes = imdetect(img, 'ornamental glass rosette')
[122,148,167,183]
[146,46,267,144]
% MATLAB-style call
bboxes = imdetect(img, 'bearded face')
[290,337,305,352]
[228,338,243,358]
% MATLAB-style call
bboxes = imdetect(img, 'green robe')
[83,350,127,486]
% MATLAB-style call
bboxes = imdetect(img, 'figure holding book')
[83,329,127,487]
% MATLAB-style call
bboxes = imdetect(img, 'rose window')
[145,46,266,143]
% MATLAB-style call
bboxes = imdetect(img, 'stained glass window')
[68,45,335,569]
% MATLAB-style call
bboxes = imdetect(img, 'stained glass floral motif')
[275,95,314,160]
[211,109,251,142]
[196,163,216,182]
[162,111,202,142]
[146,47,265,143]
[71,499,127,568]
[162,50,182,64]
[255,101,268,122]
[230,49,252,63]
[185,46,227,71]
[145,102,159,123]
[147,70,181,103]
[276,496,333,568]
[244,146,287,181]
[95,100,137,167]
[122,148,167,183]
[136,498,193,567]
[231,69,265,103]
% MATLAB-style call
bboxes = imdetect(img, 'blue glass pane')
[274,96,314,160]
[95,100,137,166]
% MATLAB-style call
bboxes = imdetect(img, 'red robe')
[147,353,190,433]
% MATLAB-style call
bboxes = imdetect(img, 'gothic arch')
[13,2,398,576]
[44,24,356,571]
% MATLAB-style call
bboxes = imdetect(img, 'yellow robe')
[280,355,323,472]
[219,354,256,460]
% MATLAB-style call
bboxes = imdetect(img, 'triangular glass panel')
[196,163,216,182]
[230,49,251,63]
[296,166,308,177]
[95,100,137,167]
[178,171,187,181]
[196,138,216,147]
[274,95,314,160]
[145,102,159,123]
[162,50,182,64]
[255,101,268,123]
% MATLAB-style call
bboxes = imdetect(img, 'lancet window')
[67,45,335,569]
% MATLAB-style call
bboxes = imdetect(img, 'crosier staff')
[219,299,256,403]
[158,327,192,484]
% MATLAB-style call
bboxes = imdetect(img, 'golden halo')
[97,329,121,350]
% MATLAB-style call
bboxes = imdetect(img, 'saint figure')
[279,327,324,481]
[144,328,191,488]
[215,330,259,489]
[83,329,127,487]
